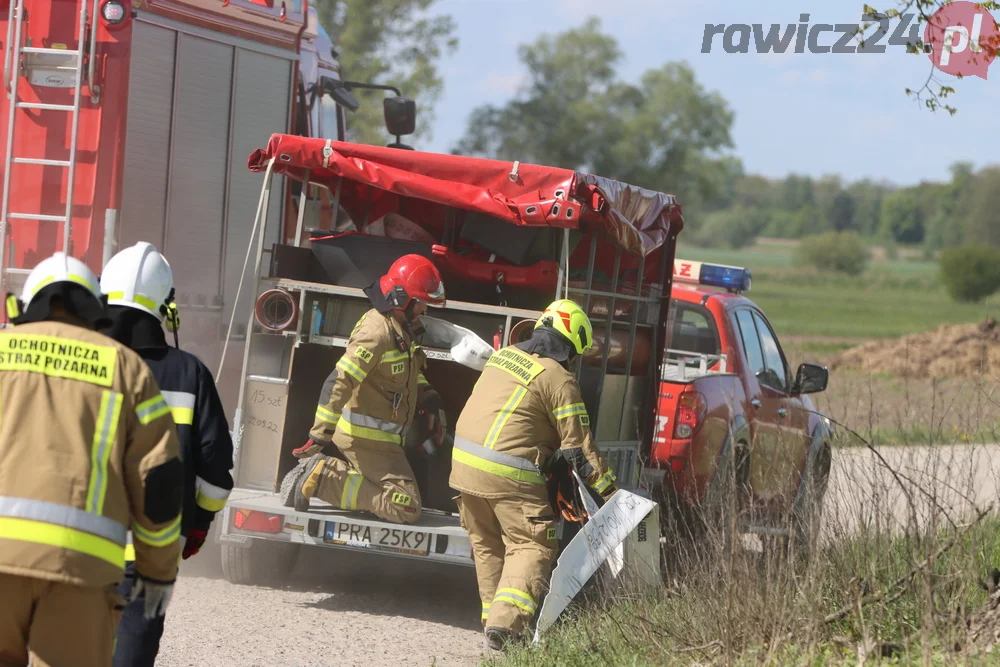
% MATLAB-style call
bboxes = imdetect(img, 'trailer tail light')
[233,509,283,534]
[101,0,127,24]
[675,391,706,439]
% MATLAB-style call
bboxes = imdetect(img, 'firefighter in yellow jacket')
[282,254,448,524]
[0,252,183,667]
[451,298,618,650]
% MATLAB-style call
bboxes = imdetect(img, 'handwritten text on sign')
[533,488,656,641]
[239,378,289,489]
[247,385,283,434]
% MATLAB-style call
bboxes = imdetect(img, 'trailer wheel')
[221,539,301,586]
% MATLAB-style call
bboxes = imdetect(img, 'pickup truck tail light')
[675,391,706,438]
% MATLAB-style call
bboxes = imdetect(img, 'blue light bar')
[673,259,752,292]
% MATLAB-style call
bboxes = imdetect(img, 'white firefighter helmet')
[99,242,174,320]
[7,251,107,325]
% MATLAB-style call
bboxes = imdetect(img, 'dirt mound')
[832,318,1000,379]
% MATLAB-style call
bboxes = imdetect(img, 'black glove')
[416,390,448,456]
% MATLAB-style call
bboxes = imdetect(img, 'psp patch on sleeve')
[354,346,374,363]
[579,414,590,426]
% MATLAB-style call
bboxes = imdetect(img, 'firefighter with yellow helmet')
[0,252,183,667]
[450,298,618,650]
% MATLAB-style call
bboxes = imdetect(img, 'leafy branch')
[861,0,1000,115]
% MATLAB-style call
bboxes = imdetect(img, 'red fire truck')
[0,0,413,414]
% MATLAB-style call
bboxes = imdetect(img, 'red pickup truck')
[647,259,834,556]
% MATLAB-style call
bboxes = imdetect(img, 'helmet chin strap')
[401,302,425,339]
[160,288,180,348]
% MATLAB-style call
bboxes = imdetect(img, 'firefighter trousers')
[0,572,125,667]
[456,492,558,636]
[112,560,165,667]
[303,440,422,524]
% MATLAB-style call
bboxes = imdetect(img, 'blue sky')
[424,0,1000,187]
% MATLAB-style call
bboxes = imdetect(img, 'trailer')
[0,0,408,416]
[217,134,685,582]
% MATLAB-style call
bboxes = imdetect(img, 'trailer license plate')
[322,521,431,556]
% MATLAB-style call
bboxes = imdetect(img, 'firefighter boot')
[280,454,327,512]
[485,627,523,652]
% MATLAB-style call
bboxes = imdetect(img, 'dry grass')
[485,366,1000,666]
[781,335,1000,447]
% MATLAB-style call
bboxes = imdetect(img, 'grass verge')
[488,508,1000,666]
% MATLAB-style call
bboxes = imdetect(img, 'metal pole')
[616,253,644,440]
[590,246,620,438]
[63,3,87,255]
[231,158,276,482]
[216,156,275,382]
[0,0,25,294]
[87,0,101,102]
[643,242,674,452]
[556,227,570,300]
[573,234,598,384]
[3,0,16,94]
[331,177,343,231]
[101,208,118,268]
[293,170,311,246]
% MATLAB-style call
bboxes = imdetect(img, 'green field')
[674,238,998,342]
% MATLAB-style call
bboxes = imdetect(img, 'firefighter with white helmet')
[450,298,618,650]
[281,254,449,524]
[98,242,234,667]
[0,252,182,667]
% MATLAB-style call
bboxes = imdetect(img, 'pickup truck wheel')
[221,539,301,586]
[701,440,751,558]
[789,442,832,561]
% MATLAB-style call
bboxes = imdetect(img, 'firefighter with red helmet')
[281,255,448,524]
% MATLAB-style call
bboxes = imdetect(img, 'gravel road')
[156,543,487,667]
[157,444,1000,667]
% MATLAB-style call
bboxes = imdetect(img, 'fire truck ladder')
[0,0,91,296]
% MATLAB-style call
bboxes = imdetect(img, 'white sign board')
[533,487,657,642]
[419,315,494,370]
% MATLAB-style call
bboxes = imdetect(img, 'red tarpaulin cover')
[247,134,685,286]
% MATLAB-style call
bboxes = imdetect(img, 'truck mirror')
[321,76,360,112]
[793,362,828,395]
[384,96,416,137]
[331,87,360,112]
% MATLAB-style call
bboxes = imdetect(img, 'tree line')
[312,3,997,300]
[686,161,995,256]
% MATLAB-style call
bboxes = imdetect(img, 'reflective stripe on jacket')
[136,346,234,536]
[450,345,616,500]
[0,320,183,587]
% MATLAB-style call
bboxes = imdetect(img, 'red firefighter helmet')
[379,254,446,310]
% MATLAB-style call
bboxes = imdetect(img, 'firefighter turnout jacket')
[102,309,233,541]
[310,307,432,449]
[451,344,617,501]
[0,320,183,588]
[132,344,233,537]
